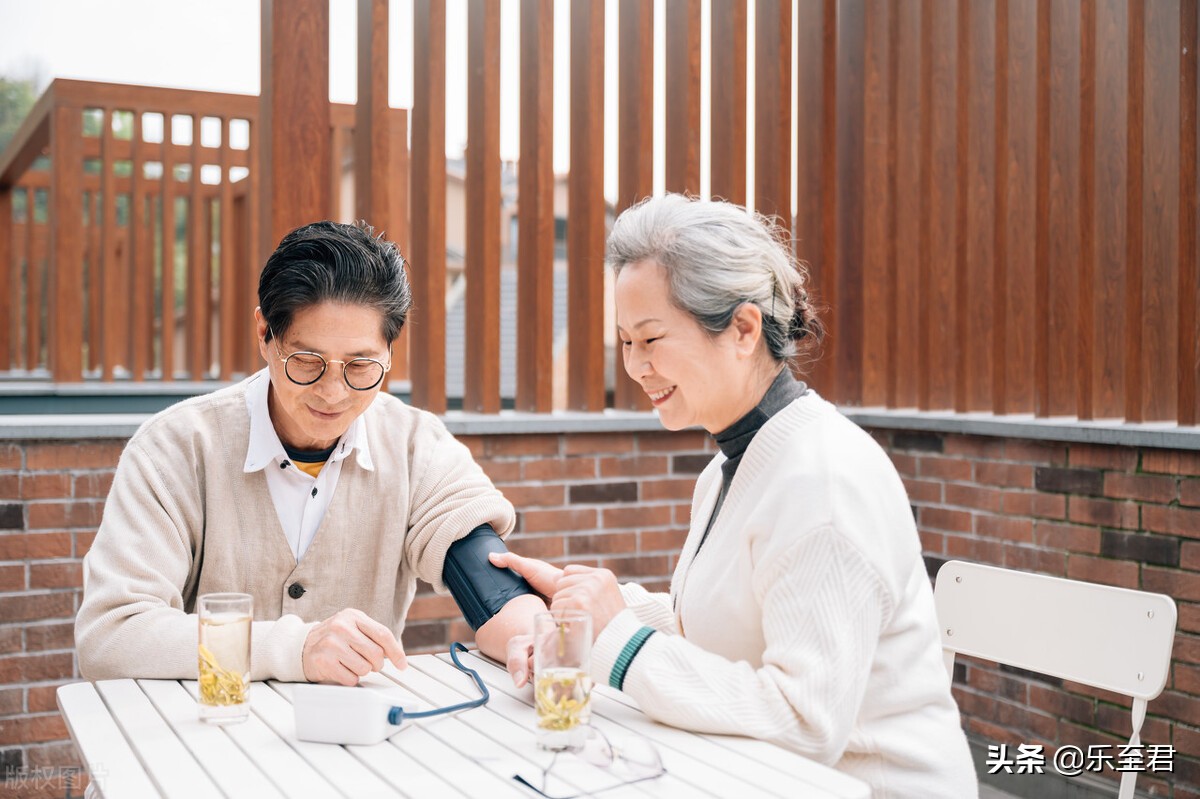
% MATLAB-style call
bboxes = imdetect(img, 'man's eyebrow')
[284,340,386,358]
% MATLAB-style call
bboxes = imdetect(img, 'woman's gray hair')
[606,194,823,364]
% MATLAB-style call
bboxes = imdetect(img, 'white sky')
[0,0,779,206]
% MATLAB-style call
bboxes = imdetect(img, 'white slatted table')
[57,653,870,798]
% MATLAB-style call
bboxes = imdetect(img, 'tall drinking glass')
[533,610,593,750]
[197,593,252,724]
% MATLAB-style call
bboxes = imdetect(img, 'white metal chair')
[934,560,1177,799]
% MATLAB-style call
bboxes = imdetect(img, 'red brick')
[1035,521,1101,554]
[564,433,634,455]
[73,531,96,558]
[1183,478,1200,508]
[23,742,83,769]
[601,555,670,578]
[1178,633,1200,665]
[0,474,17,500]
[0,564,24,591]
[919,530,945,554]
[598,455,669,478]
[1067,497,1140,530]
[1065,555,1139,589]
[641,529,688,551]
[1143,449,1200,476]
[1094,701,1170,742]
[454,435,485,458]
[1142,566,1200,602]
[1068,444,1139,471]
[24,623,75,652]
[0,444,21,469]
[887,452,917,478]
[996,701,1057,740]
[942,435,1006,458]
[0,686,22,715]
[1104,473,1178,504]
[0,592,74,624]
[975,462,1034,488]
[519,508,596,534]
[1185,542,1200,571]
[476,459,522,482]
[405,594,460,621]
[484,435,560,457]
[503,534,566,560]
[0,713,67,745]
[19,473,70,500]
[499,484,565,508]
[1029,684,1094,725]
[901,478,942,504]
[25,442,124,471]
[672,503,692,527]
[1153,690,1200,727]
[636,430,709,453]
[0,627,21,655]
[919,507,972,533]
[602,505,672,529]
[1001,491,1066,519]
[945,484,1004,513]
[975,515,1033,543]
[918,456,972,482]
[567,532,638,556]
[523,457,595,481]
[26,501,103,530]
[28,563,82,590]
[966,718,1025,746]
[1002,545,1066,576]
[641,478,694,502]
[1176,661,1200,694]
[1181,601,1200,634]
[945,535,1004,564]
[0,532,71,556]
[27,685,63,714]
[1005,441,1067,465]
[71,472,114,499]
[1142,504,1200,539]
[0,653,74,684]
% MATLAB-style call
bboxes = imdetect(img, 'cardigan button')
[288,583,306,599]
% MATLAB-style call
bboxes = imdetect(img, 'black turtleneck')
[696,367,808,556]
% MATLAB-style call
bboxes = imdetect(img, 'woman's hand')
[302,608,407,685]
[488,551,564,600]
[550,565,626,639]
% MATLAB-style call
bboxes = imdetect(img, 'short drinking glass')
[197,593,252,724]
[533,610,593,751]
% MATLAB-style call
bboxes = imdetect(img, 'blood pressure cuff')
[443,524,537,631]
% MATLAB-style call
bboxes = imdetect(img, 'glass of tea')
[197,593,252,724]
[532,610,593,750]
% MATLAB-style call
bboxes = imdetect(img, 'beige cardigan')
[75,375,515,682]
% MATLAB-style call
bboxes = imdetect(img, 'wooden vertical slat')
[952,0,969,412]
[614,0,653,411]
[1002,0,1037,414]
[567,0,606,411]
[219,118,236,380]
[992,1,1008,413]
[861,0,890,407]
[331,124,345,223]
[101,108,122,379]
[1180,0,1199,426]
[755,0,792,233]
[891,2,921,408]
[710,0,747,206]
[356,0,391,233]
[921,0,958,410]
[834,0,864,406]
[411,0,448,412]
[130,111,150,381]
[1077,0,1095,419]
[517,0,554,412]
[26,191,39,370]
[464,0,501,413]
[260,0,331,255]
[0,188,10,369]
[189,117,209,379]
[161,128,176,381]
[246,118,263,374]
[389,108,411,383]
[1124,0,1143,422]
[795,0,833,390]
[665,0,701,195]
[87,188,102,373]
[1140,2,1179,422]
[49,105,84,380]
[9,197,25,369]
[960,0,995,412]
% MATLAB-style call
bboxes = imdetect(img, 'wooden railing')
[1,1,1197,426]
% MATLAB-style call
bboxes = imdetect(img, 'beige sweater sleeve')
[75,438,313,682]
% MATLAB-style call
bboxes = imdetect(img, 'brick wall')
[1,427,1198,797]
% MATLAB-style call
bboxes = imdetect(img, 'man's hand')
[301,608,407,685]
[488,551,564,600]
[551,565,626,639]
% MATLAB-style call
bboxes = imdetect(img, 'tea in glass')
[197,593,252,724]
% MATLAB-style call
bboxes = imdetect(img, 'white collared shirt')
[242,369,374,562]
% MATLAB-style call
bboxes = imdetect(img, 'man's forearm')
[474,593,547,662]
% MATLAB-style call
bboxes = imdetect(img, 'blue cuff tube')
[443,525,537,631]
[609,626,656,690]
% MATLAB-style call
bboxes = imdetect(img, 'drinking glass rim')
[198,592,253,609]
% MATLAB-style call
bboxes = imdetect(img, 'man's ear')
[254,307,270,361]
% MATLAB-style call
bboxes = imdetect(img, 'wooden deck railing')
[0,2,1197,425]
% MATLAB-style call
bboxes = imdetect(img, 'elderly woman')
[493,195,978,797]
[77,221,543,685]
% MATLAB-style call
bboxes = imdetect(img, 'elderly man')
[76,221,544,684]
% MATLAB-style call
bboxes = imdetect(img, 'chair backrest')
[934,560,1177,799]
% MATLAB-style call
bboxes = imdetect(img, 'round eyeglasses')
[275,345,389,391]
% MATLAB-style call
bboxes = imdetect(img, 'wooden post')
[755,0,793,233]
[0,188,10,370]
[410,0,448,412]
[464,0,502,413]
[130,110,150,380]
[567,0,606,411]
[710,0,747,206]
[220,118,237,380]
[49,105,84,381]
[356,0,391,235]
[260,0,331,261]
[665,0,701,195]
